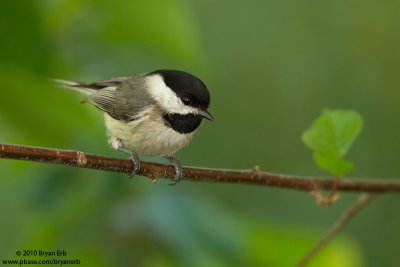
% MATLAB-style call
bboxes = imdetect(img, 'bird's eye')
[182,97,192,105]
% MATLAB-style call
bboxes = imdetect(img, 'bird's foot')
[116,139,140,178]
[126,150,141,178]
[165,156,183,186]
[117,146,140,178]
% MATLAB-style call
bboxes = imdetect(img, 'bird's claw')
[116,139,141,178]
[118,145,140,178]
[128,151,141,178]
[165,156,183,186]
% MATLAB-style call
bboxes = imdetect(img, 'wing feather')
[85,77,155,121]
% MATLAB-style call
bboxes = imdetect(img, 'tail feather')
[53,77,129,95]
[52,79,97,95]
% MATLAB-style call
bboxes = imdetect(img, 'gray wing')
[86,76,155,121]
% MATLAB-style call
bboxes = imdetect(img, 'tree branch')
[295,193,373,267]
[1,144,400,193]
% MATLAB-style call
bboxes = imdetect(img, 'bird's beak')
[199,109,214,121]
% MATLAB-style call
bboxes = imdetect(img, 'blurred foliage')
[302,109,363,176]
[1,0,400,266]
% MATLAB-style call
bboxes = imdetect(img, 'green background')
[0,1,399,266]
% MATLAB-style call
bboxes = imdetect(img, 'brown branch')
[1,143,400,193]
[295,193,373,267]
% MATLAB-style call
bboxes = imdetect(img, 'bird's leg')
[164,156,183,186]
[123,149,141,178]
[116,139,140,178]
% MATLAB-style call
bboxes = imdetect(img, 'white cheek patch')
[146,74,198,115]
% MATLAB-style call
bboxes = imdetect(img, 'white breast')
[103,108,195,157]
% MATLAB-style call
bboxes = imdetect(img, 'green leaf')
[302,109,363,176]
[313,152,353,177]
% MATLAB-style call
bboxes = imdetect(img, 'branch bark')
[1,143,400,193]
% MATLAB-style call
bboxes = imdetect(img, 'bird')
[54,69,213,185]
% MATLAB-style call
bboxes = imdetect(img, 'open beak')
[199,109,214,121]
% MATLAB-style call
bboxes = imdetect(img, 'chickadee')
[54,70,213,185]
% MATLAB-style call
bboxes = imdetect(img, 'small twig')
[310,176,341,206]
[295,193,373,267]
[1,144,400,193]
